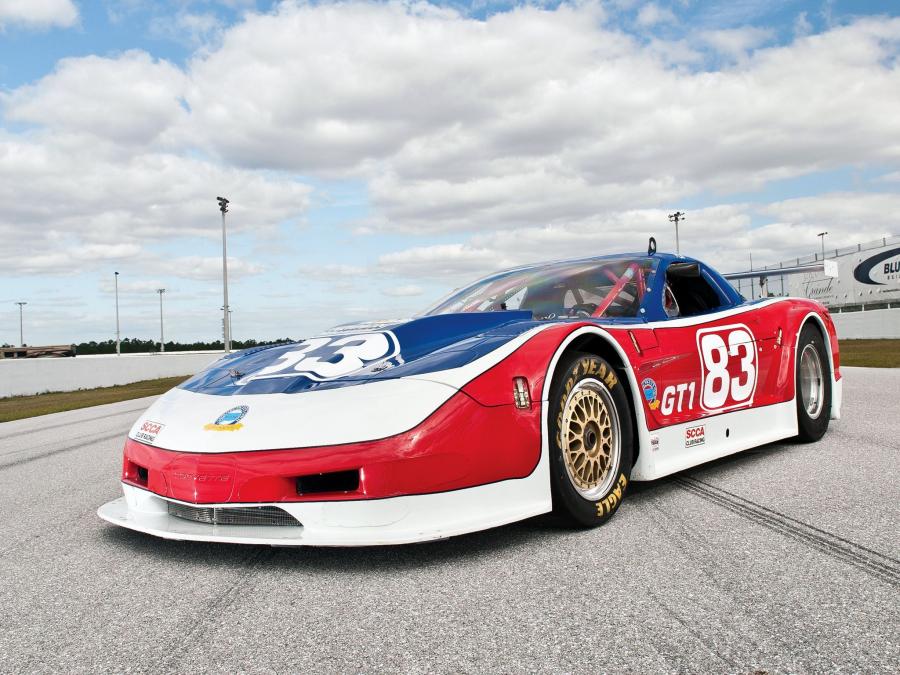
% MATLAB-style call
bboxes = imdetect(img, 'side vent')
[124,459,149,487]
[296,470,360,495]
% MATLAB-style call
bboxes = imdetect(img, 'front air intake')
[166,502,301,527]
[296,469,360,495]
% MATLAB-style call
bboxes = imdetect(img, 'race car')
[98,241,842,546]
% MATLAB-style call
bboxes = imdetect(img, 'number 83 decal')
[696,324,758,412]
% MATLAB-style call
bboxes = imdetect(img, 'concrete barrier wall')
[0,351,224,398]
[831,307,900,340]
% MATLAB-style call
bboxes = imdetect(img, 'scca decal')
[134,420,164,444]
[696,324,758,412]
[685,424,705,447]
[240,332,401,383]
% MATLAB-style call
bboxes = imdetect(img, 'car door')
[638,261,774,433]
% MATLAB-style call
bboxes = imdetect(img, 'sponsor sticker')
[641,377,661,411]
[135,420,164,444]
[650,435,660,452]
[685,424,706,448]
[204,405,249,432]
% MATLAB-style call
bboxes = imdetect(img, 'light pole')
[668,211,685,255]
[114,271,121,355]
[221,306,233,346]
[817,231,828,260]
[156,288,166,353]
[217,196,231,353]
[15,301,26,347]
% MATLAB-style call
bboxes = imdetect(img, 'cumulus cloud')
[0,133,311,275]
[377,243,510,280]
[157,255,264,281]
[371,194,900,288]
[636,3,676,27]
[3,51,188,146]
[3,2,900,338]
[166,4,900,235]
[699,26,774,59]
[0,0,78,29]
[381,284,424,297]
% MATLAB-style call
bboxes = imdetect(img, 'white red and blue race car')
[98,243,841,546]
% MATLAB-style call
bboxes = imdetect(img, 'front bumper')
[98,472,551,546]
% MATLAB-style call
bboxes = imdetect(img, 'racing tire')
[548,351,634,527]
[795,324,831,442]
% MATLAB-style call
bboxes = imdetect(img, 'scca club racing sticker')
[239,331,401,384]
[204,405,249,432]
[134,420,164,444]
[685,424,706,448]
[641,378,661,410]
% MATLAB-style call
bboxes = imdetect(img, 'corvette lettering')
[172,472,230,482]
[697,324,758,412]
[240,331,400,383]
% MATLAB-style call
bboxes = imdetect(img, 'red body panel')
[123,386,541,504]
[619,300,838,431]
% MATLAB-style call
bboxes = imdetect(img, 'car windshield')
[423,257,658,320]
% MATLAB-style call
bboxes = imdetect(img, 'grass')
[0,376,189,423]
[838,339,900,368]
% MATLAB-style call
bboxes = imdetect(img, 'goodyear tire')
[796,324,831,442]
[549,351,634,527]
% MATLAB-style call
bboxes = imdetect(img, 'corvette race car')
[98,241,841,546]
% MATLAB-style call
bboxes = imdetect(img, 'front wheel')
[548,352,634,527]
[795,324,832,442]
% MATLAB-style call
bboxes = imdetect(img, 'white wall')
[831,307,900,340]
[0,351,224,398]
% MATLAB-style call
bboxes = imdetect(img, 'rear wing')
[724,259,838,282]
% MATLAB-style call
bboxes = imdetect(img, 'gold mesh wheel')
[561,378,621,500]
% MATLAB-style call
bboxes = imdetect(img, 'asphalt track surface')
[0,367,897,673]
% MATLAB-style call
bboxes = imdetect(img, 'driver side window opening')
[664,263,727,317]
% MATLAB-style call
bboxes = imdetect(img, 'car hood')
[179,311,545,396]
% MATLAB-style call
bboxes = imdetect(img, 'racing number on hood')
[697,325,757,412]
[240,332,400,383]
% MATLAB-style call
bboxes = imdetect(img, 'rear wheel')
[795,324,831,442]
[549,352,634,527]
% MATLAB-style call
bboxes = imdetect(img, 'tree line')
[71,337,295,354]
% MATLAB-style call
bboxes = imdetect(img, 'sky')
[1,0,899,346]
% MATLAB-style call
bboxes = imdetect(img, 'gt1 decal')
[240,332,401,383]
[135,420,164,444]
[696,324,758,412]
[685,425,705,448]
[660,382,696,416]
